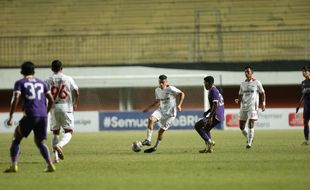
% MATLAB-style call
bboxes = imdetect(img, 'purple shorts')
[19,116,48,140]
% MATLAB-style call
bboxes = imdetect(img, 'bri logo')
[288,113,303,127]
[225,113,239,127]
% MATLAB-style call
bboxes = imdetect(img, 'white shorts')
[151,110,176,131]
[49,110,74,131]
[239,110,258,121]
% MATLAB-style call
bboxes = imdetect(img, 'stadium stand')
[0,0,309,66]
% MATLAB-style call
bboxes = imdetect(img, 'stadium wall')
[0,109,303,133]
[0,65,304,132]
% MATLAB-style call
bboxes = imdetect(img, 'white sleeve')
[69,77,78,90]
[238,84,243,95]
[45,77,52,89]
[155,88,160,100]
[169,86,181,95]
[257,80,265,93]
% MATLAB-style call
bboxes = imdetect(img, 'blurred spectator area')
[0,0,309,66]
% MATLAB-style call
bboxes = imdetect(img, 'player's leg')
[203,119,220,153]
[54,129,73,161]
[247,119,255,148]
[56,112,74,149]
[144,129,164,153]
[195,119,209,141]
[4,116,36,173]
[154,128,165,148]
[144,116,173,153]
[194,118,213,153]
[142,116,157,146]
[52,130,60,162]
[57,129,73,149]
[33,117,55,172]
[144,128,165,153]
[302,118,309,145]
[4,125,24,173]
[142,111,160,146]
[50,111,61,162]
[239,110,248,139]
[246,111,258,149]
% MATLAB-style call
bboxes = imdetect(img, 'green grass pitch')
[0,130,309,190]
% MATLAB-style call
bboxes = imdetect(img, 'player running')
[234,66,266,149]
[4,61,56,173]
[296,66,310,145]
[142,74,185,153]
[46,60,79,163]
[194,76,224,153]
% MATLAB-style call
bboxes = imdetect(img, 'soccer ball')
[132,141,143,152]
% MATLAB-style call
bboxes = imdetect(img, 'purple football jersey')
[14,77,50,117]
[208,86,225,122]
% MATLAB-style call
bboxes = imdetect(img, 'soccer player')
[194,76,224,153]
[234,66,266,149]
[142,74,185,153]
[4,61,55,173]
[296,66,310,145]
[45,60,79,163]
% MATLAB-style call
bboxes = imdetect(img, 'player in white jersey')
[142,75,185,153]
[45,60,79,163]
[234,66,266,149]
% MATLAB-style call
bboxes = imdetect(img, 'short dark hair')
[302,66,310,71]
[21,61,35,75]
[51,60,62,72]
[204,76,214,84]
[159,74,167,80]
[244,66,253,72]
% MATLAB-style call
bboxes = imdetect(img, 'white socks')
[241,129,248,139]
[52,135,59,160]
[58,133,72,148]
[146,128,153,142]
[248,128,255,146]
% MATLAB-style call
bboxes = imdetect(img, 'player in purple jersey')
[4,61,56,173]
[194,76,224,153]
[296,66,310,145]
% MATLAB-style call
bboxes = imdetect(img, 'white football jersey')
[46,72,78,112]
[239,79,264,111]
[155,85,181,116]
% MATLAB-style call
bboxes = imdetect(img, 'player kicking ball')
[141,75,185,153]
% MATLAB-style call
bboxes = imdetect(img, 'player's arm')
[7,92,21,125]
[234,85,243,104]
[142,99,160,113]
[73,89,79,111]
[209,100,218,118]
[260,91,266,111]
[234,94,243,104]
[207,100,218,125]
[203,109,211,117]
[46,92,54,113]
[176,91,185,111]
[296,94,304,113]
[258,81,266,111]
